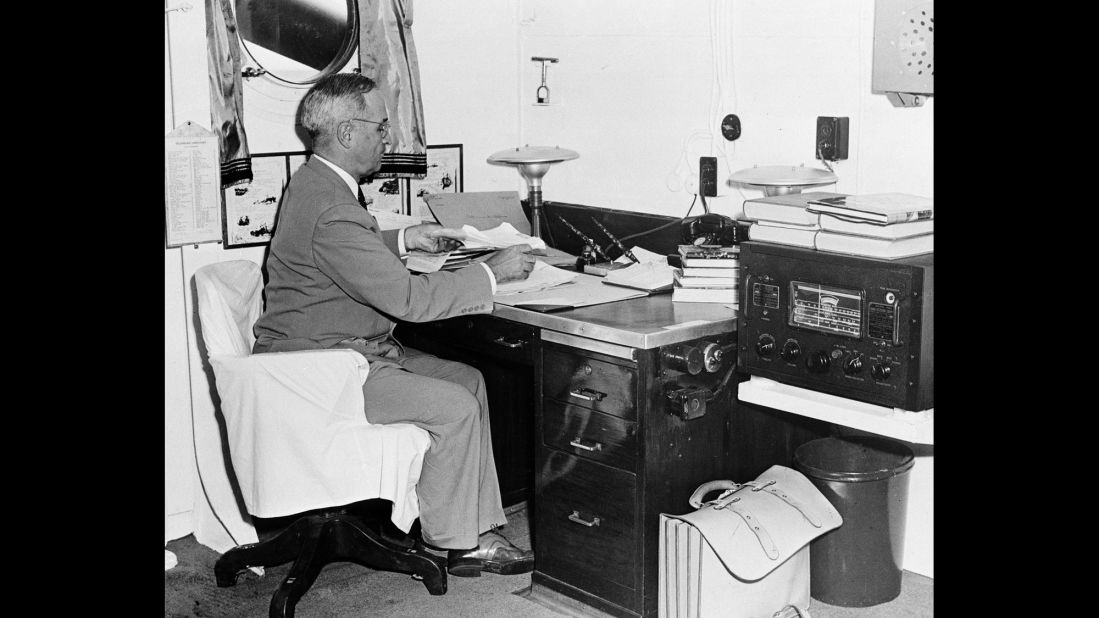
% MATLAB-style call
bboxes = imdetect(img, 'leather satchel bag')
[659,465,843,618]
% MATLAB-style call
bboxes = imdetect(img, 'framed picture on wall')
[358,176,408,214]
[409,144,463,219]
[222,152,293,248]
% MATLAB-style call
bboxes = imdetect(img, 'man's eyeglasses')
[348,118,391,135]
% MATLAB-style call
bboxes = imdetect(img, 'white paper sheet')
[495,261,581,296]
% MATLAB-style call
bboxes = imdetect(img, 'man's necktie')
[357,188,369,209]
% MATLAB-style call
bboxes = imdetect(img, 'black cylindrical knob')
[663,344,703,375]
[780,341,801,363]
[871,364,892,381]
[844,355,864,375]
[756,335,775,357]
[806,351,830,374]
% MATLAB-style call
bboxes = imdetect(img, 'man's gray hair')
[299,73,378,143]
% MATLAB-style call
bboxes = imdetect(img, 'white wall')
[165,0,933,575]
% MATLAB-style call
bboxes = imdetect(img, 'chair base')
[215,511,447,618]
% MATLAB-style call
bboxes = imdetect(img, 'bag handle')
[688,479,738,508]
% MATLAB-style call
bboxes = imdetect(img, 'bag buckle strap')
[743,480,823,528]
[721,503,779,560]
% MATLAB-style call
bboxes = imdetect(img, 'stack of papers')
[404,222,546,274]
[405,248,494,273]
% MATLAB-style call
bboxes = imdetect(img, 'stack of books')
[742,191,844,249]
[742,192,934,260]
[807,193,933,259]
[671,244,740,306]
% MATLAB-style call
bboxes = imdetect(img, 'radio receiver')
[737,242,933,411]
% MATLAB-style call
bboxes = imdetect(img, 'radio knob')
[756,335,775,357]
[780,341,801,363]
[871,364,892,381]
[806,351,830,374]
[844,355,864,375]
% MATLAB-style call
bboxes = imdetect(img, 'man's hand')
[484,244,535,283]
[403,223,466,253]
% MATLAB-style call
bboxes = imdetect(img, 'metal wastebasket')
[794,435,915,607]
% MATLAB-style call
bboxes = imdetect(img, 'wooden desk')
[397,295,828,618]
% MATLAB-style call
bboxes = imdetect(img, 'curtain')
[205,0,253,188]
[357,0,427,177]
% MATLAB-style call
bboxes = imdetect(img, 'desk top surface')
[493,294,737,350]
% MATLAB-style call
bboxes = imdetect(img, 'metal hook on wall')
[242,67,268,79]
[531,57,558,104]
[164,3,192,14]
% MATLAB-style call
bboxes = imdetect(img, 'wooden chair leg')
[332,515,447,595]
[269,520,329,618]
[214,511,448,618]
[215,516,314,587]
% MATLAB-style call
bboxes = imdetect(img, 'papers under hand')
[406,247,494,273]
[460,222,547,252]
[494,261,580,296]
[405,252,450,273]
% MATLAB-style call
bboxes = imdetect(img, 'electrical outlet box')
[815,116,849,161]
[699,156,718,197]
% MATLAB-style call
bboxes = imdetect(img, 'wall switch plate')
[815,116,849,161]
[699,156,718,197]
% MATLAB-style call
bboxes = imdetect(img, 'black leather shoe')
[447,531,534,577]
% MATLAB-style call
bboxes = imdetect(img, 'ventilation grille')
[873,0,934,96]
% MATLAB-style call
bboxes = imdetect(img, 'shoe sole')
[448,556,535,577]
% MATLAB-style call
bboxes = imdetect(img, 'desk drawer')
[535,449,638,607]
[542,347,636,420]
[542,399,637,471]
[405,316,536,365]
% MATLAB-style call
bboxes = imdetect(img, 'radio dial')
[780,341,801,363]
[871,364,892,381]
[806,351,830,374]
[844,356,864,375]
[756,335,775,357]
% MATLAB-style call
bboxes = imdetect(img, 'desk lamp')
[487,145,579,238]
[729,164,837,197]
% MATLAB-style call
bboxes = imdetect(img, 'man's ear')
[335,120,353,148]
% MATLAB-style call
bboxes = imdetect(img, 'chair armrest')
[209,348,370,424]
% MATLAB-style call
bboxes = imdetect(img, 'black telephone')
[682,213,739,246]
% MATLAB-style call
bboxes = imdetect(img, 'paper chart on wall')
[164,122,221,247]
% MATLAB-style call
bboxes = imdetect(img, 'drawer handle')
[568,510,601,527]
[568,387,606,401]
[493,336,525,349]
[569,437,603,452]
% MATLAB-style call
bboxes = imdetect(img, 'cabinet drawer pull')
[569,437,603,452]
[568,510,601,527]
[493,336,525,349]
[568,387,606,401]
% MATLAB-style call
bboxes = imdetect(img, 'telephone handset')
[682,213,739,246]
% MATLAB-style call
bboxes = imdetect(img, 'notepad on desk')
[601,261,677,293]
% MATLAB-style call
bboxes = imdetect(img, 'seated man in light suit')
[253,72,538,577]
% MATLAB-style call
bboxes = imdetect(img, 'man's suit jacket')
[253,156,493,355]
